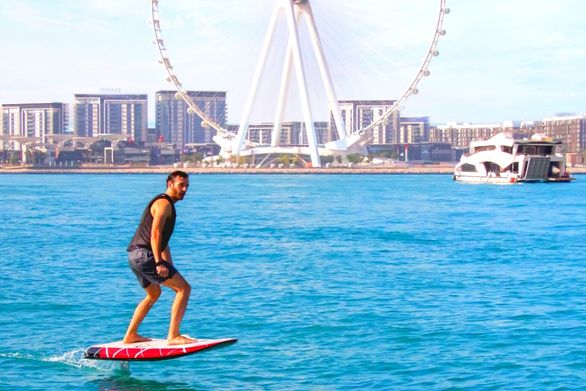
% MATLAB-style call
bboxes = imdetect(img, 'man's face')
[168,176,189,201]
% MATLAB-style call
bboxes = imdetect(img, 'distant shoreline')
[1,164,584,175]
[0,164,456,175]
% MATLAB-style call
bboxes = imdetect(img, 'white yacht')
[453,133,573,184]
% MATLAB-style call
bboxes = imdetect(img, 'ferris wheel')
[149,0,449,167]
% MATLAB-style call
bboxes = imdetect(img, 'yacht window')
[518,145,528,154]
[518,145,553,155]
[502,146,513,153]
[520,145,553,156]
[461,163,477,172]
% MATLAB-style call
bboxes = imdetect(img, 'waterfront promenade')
[0,164,458,175]
[1,163,585,175]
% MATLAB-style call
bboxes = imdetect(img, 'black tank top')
[127,193,176,252]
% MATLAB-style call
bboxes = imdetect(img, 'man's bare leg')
[123,284,161,343]
[162,273,196,345]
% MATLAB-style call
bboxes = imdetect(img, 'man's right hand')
[156,263,169,277]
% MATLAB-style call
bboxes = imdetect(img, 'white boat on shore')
[453,133,573,184]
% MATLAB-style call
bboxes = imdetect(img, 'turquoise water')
[1,173,585,390]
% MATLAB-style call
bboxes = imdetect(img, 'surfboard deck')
[84,337,237,361]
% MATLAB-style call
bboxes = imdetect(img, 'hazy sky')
[0,0,584,125]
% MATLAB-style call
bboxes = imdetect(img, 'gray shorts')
[128,248,178,288]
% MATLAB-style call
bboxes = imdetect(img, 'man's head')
[166,171,189,201]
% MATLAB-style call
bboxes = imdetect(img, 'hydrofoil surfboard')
[84,338,237,361]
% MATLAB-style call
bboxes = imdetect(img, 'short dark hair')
[167,170,188,184]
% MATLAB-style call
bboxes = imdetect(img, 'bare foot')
[167,335,197,345]
[123,333,152,344]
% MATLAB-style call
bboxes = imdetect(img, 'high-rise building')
[430,122,512,148]
[399,117,430,144]
[155,91,226,148]
[337,100,399,144]
[297,122,330,145]
[1,102,69,140]
[541,115,586,155]
[73,94,148,142]
[245,121,330,145]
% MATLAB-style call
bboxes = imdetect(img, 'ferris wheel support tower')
[233,0,346,168]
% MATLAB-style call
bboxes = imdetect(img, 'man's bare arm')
[162,246,173,264]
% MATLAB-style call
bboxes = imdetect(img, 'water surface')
[1,174,585,390]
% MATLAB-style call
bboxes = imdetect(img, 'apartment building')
[74,94,147,142]
[155,91,226,148]
[399,116,430,144]
[430,121,521,149]
[243,121,330,146]
[540,115,586,154]
[337,100,399,144]
[1,102,69,139]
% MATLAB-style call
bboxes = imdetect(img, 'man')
[123,170,196,345]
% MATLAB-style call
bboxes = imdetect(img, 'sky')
[0,0,585,125]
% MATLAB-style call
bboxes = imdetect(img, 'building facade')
[430,121,524,149]
[244,121,330,146]
[399,116,430,144]
[297,122,331,145]
[1,102,69,140]
[367,142,453,162]
[337,100,399,144]
[155,91,226,149]
[429,117,586,163]
[540,115,586,155]
[73,94,148,142]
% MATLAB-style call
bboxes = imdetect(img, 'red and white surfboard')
[84,338,237,361]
